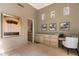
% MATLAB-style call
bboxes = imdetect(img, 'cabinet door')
[44,36,50,46]
[34,35,39,42]
[39,35,44,44]
[50,38,58,48]
[50,42,58,48]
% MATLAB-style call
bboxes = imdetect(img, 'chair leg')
[67,48,69,54]
[76,49,79,56]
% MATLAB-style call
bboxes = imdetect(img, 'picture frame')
[60,22,70,31]
[49,23,56,31]
[63,6,70,16]
[41,24,47,31]
[50,10,55,19]
[41,13,45,21]
[1,13,21,38]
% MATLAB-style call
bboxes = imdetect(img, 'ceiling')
[29,3,53,10]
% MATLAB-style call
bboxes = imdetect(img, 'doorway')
[27,19,34,44]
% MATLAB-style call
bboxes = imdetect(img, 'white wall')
[0,3,37,53]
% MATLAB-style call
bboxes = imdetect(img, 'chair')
[62,37,79,55]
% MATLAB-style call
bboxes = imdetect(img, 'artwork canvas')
[60,22,70,31]
[41,24,47,31]
[41,13,45,21]
[50,10,55,19]
[1,13,21,37]
[49,23,56,31]
[63,6,70,16]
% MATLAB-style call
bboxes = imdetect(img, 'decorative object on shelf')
[1,13,21,37]
[60,22,70,31]
[49,23,56,31]
[63,6,70,16]
[41,24,47,31]
[50,10,55,19]
[41,13,45,21]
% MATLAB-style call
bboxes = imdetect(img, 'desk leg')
[76,49,79,56]
[58,40,63,48]
[67,48,69,54]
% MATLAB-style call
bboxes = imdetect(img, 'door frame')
[27,18,34,44]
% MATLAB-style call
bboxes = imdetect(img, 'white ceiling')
[29,3,53,10]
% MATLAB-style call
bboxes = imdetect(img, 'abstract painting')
[1,13,21,37]
[63,6,70,16]
[60,22,70,31]
[41,24,47,31]
[49,23,56,31]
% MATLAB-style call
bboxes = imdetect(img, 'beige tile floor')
[0,42,78,56]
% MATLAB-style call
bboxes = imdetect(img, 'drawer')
[44,40,50,45]
[39,37,44,43]
[44,37,50,41]
[50,42,58,48]
[34,36,39,42]
[50,39,58,43]
[50,35,58,39]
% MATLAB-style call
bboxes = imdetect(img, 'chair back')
[63,37,78,49]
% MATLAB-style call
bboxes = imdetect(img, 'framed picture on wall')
[63,6,70,16]
[50,10,55,19]
[60,22,70,31]
[1,13,21,37]
[49,23,56,31]
[41,13,45,21]
[41,24,47,31]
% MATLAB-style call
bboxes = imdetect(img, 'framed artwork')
[41,13,45,21]
[63,6,70,16]
[50,10,55,19]
[60,22,70,31]
[41,24,47,31]
[49,23,56,31]
[1,13,21,37]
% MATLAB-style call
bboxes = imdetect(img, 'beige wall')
[0,3,37,52]
[37,3,79,35]
[0,3,79,53]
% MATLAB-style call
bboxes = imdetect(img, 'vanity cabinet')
[34,34,58,48]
